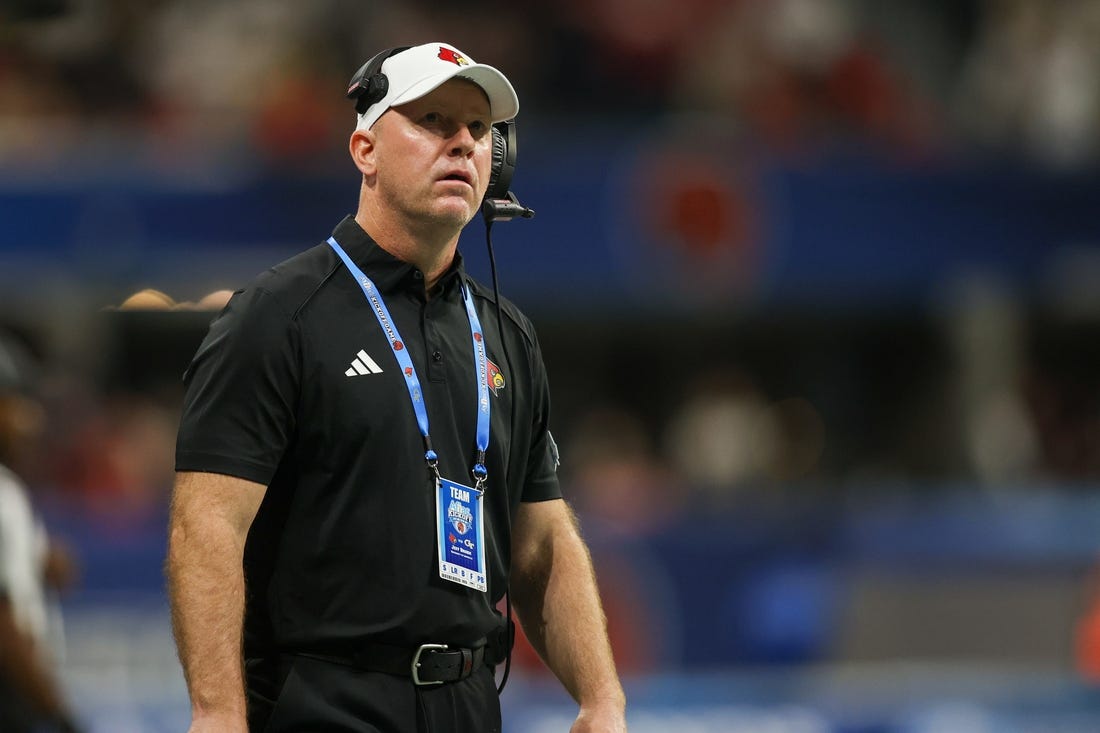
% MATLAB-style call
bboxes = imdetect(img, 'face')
[369,79,493,229]
[0,393,44,467]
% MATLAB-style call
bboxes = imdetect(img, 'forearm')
[0,602,71,723]
[167,496,250,723]
[512,510,625,711]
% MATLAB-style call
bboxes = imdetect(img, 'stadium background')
[4,0,1100,730]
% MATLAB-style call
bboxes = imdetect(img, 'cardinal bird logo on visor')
[486,359,506,396]
[438,47,469,66]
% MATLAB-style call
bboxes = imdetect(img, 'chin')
[432,201,476,227]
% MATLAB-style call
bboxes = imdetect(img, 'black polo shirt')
[175,215,561,657]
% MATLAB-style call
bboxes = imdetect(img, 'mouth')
[439,170,473,186]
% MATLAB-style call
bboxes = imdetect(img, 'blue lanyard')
[328,237,490,489]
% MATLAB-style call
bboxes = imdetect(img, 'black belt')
[294,638,503,687]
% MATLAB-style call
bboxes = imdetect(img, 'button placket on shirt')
[422,291,448,384]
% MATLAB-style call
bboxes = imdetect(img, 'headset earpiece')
[346,46,411,115]
[481,119,533,223]
[485,121,514,202]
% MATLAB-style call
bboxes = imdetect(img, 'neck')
[355,208,460,292]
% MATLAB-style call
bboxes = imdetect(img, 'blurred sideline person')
[0,332,81,733]
[114,288,235,311]
[167,42,626,732]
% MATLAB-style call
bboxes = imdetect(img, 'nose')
[448,125,477,158]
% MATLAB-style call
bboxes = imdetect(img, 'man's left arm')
[510,498,626,733]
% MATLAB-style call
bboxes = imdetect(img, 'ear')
[349,128,377,177]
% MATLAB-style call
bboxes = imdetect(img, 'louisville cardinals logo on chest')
[486,358,506,396]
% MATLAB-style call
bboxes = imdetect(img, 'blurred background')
[3,0,1100,730]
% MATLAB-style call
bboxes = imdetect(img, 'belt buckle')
[411,643,449,686]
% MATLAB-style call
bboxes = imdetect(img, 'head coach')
[166,42,627,732]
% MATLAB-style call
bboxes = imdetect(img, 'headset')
[346,47,534,224]
[346,46,408,114]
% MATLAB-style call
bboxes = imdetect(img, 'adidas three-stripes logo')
[345,350,383,377]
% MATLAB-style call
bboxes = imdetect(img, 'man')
[0,332,81,733]
[168,42,626,732]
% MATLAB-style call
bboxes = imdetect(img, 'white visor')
[356,42,519,131]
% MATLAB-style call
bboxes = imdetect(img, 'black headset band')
[346,46,412,114]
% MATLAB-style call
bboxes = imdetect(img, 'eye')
[469,119,489,138]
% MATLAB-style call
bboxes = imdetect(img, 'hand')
[570,703,627,733]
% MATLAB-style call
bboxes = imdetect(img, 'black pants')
[247,654,502,733]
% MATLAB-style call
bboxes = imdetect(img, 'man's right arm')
[167,470,266,733]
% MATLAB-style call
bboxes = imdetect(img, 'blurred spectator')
[137,0,350,165]
[53,393,177,523]
[1023,333,1100,482]
[37,290,230,526]
[2,0,1099,166]
[0,0,153,167]
[117,288,175,311]
[954,0,1100,167]
[664,368,780,497]
[1074,559,1100,683]
[676,0,940,158]
[662,367,825,502]
[562,404,684,532]
[114,288,233,311]
[0,330,81,732]
[947,279,1041,486]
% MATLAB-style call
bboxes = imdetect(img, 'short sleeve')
[175,287,301,485]
[520,335,562,503]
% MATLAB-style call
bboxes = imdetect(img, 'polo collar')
[330,215,467,298]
